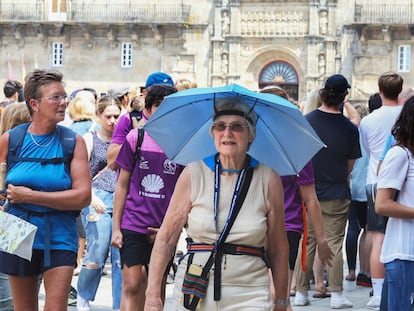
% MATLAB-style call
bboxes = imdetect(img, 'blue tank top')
[6,128,77,252]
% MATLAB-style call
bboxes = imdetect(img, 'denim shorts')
[0,249,76,276]
[385,259,414,310]
[366,184,388,233]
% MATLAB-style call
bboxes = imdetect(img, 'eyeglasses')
[38,94,68,104]
[212,122,249,132]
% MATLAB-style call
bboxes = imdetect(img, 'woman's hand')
[91,193,106,214]
[111,229,123,248]
[6,184,32,204]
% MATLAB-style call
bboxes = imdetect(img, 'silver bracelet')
[274,299,289,306]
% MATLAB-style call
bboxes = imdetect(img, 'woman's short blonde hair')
[175,78,198,91]
[0,102,32,135]
[68,96,96,121]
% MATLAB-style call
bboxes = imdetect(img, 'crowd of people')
[0,68,413,311]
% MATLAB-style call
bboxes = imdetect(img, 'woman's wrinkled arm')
[266,170,289,310]
[145,167,192,311]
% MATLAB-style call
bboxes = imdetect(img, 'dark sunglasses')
[212,122,249,132]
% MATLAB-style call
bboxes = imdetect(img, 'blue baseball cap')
[145,72,174,89]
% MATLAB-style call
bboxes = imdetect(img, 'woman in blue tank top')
[0,69,91,310]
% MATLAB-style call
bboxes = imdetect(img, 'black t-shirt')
[306,109,361,200]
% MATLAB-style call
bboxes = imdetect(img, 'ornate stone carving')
[106,26,118,48]
[241,9,308,36]
[13,25,25,48]
[222,11,230,36]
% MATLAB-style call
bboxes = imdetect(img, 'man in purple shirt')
[111,84,183,310]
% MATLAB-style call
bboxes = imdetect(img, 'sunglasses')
[213,122,249,132]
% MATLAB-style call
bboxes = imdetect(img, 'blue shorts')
[0,249,76,276]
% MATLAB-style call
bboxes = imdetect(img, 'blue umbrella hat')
[144,83,325,176]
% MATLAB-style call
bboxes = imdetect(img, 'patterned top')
[89,131,116,193]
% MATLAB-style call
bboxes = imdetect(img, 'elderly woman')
[144,97,289,310]
[0,69,91,311]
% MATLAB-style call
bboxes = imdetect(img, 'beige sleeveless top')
[182,160,272,286]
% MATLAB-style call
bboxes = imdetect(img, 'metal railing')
[0,2,42,20]
[355,2,414,24]
[0,2,191,23]
[71,3,191,23]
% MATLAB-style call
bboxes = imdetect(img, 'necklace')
[28,124,57,148]
[221,168,241,173]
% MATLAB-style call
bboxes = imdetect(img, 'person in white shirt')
[375,95,414,311]
[359,72,404,310]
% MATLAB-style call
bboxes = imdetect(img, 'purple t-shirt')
[111,113,132,145]
[115,129,183,234]
[281,161,315,233]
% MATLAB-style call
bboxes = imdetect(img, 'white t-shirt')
[378,146,414,264]
[359,105,403,184]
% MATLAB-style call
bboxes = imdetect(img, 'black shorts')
[286,231,301,270]
[120,229,174,274]
[0,249,76,276]
[366,184,388,233]
[120,229,154,268]
[351,200,368,228]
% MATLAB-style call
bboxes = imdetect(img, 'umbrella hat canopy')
[144,83,325,176]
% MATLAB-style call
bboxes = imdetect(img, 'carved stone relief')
[240,9,308,36]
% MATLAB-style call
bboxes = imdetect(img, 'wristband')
[274,299,289,306]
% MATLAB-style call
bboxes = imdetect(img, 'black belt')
[187,242,268,301]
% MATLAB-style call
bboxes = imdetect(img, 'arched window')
[259,61,299,100]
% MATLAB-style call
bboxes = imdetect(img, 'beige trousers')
[295,199,351,292]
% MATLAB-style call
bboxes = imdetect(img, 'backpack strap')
[57,125,76,173]
[134,127,145,161]
[7,123,76,174]
[7,123,30,172]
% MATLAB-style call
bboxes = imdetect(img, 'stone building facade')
[0,0,413,103]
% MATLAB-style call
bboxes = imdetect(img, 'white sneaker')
[293,291,310,306]
[76,294,91,311]
[366,295,381,310]
[330,295,353,309]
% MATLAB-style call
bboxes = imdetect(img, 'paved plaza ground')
[39,263,375,310]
